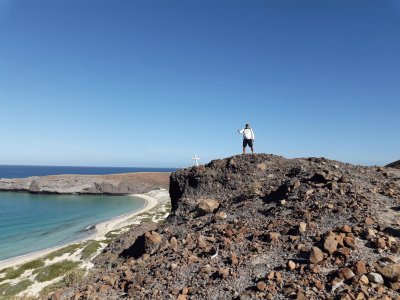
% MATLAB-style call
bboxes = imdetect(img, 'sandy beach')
[0,189,169,270]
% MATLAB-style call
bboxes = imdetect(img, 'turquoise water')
[0,192,145,261]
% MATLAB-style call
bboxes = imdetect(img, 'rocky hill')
[0,172,170,194]
[46,154,400,300]
[387,160,400,169]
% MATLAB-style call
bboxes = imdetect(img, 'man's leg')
[251,146,254,154]
[243,147,246,154]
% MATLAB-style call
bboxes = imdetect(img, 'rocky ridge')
[387,160,400,169]
[0,173,170,195]
[46,154,400,299]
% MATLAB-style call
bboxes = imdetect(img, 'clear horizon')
[1,1,399,167]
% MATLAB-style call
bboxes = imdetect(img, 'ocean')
[0,165,177,262]
[0,165,177,179]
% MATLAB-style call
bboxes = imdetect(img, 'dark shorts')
[243,139,253,148]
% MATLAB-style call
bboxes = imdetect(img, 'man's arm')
[251,129,255,140]
[238,129,244,134]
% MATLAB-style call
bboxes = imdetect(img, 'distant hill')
[386,160,400,169]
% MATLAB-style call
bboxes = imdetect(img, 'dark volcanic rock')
[45,154,400,299]
[387,160,400,169]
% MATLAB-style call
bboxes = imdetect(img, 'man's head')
[245,124,250,129]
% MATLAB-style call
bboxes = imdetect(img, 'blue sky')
[0,0,399,167]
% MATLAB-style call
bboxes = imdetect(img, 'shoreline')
[0,190,165,270]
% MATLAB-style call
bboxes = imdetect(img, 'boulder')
[377,264,400,282]
[198,199,220,214]
[324,235,338,254]
[310,247,324,264]
[367,272,384,284]
[145,231,162,254]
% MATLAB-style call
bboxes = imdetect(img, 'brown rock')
[292,179,301,190]
[376,237,386,249]
[101,275,116,286]
[367,228,376,238]
[170,236,178,251]
[275,272,282,283]
[176,295,187,300]
[145,231,162,253]
[268,232,280,242]
[267,271,275,279]
[182,288,189,295]
[225,229,234,238]
[377,264,400,282]
[344,236,356,249]
[218,268,230,279]
[306,189,314,196]
[324,235,338,254]
[391,282,400,291]
[132,273,144,286]
[359,275,369,285]
[124,270,134,282]
[197,235,207,248]
[310,247,324,263]
[288,260,296,271]
[99,284,110,293]
[199,264,212,274]
[215,211,228,220]
[230,252,239,266]
[315,280,324,290]
[355,260,367,275]
[341,267,356,280]
[355,292,365,300]
[365,217,375,225]
[198,199,220,213]
[341,225,352,233]
[296,291,307,300]
[257,281,267,291]
[339,246,351,257]
[73,292,82,300]
[257,162,268,171]
[299,222,307,233]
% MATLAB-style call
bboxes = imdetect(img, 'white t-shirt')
[239,128,255,140]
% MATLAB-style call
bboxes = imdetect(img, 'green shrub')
[104,230,121,239]
[63,267,85,286]
[0,267,25,282]
[34,261,80,282]
[0,259,46,283]
[43,243,83,261]
[20,259,46,271]
[0,267,12,274]
[80,241,102,260]
[0,279,33,297]
[39,267,85,296]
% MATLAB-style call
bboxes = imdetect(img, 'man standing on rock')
[238,123,255,154]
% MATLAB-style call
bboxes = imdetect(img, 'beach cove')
[0,189,171,298]
[0,172,171,298]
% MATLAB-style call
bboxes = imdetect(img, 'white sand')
[0,189,168,270]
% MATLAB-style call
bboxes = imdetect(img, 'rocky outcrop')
[387,160,400,169]
[45,154,400,299]
[0,172,169,195]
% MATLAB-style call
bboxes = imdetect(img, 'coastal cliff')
[46,154,400,299]
[0,173,170,195]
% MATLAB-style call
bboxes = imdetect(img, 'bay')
[0,192,145,261]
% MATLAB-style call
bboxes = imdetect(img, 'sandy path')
[0,190,166,270]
